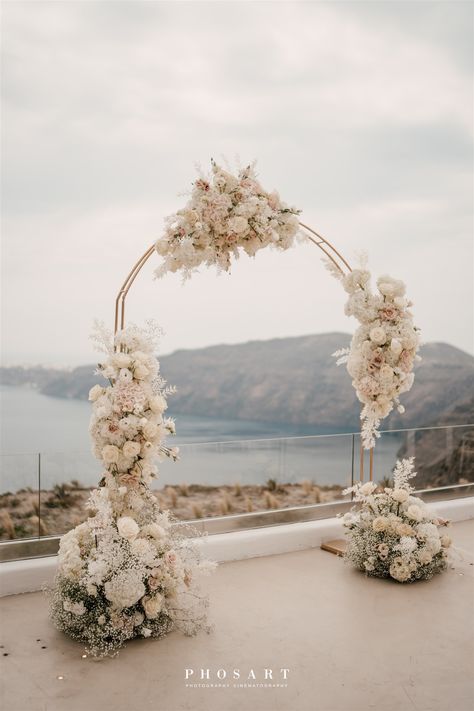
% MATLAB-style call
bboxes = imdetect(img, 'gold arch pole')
[112,223,375,483]
[113,223,352,333]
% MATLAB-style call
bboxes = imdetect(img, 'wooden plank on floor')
[321,539,347,556]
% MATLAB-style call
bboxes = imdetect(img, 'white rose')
[369,327,387,345]
[141,462,158,482]
[342,269,371,294]
[417,549,433,565]
[133,612,145,626]
[134,364,149,380]
[402,333,418,350]
[389,558,412,582]
[142,523,166,539]
[149,395,167,414]
[102,365,117,380]
[406,505,423,522]
[425,536,441,555]
[228,215,249,234]
[372,516,388,532]
[143,422,158,440]
[141,628,152,637]
[102,444,120,464]
[142,594,163,619]
[360,482,377,496]
[377,275,406,298]
[391,489,409,503]
[379,365,394,382]
[122,441,141,458]
[390,338,403,356]
[132,350,150,364]
[88,384,104,402]
[141,441,154,457]
[119,368,133,383]
[117,516,139,541]
[112,353,131,368]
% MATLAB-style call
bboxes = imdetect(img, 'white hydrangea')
[104,570,146,610]
[395,536,418,555]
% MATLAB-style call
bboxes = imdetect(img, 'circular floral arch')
[49,160,421,657]
[113,160,420,474]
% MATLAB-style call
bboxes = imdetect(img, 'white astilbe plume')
[90,320,114,356]
[332,347,350,366]
[392,457,417,492]
[322,256,344,281]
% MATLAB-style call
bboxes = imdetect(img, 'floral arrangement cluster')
[49,323,216,657]
[88,321,179,484]
[154,159,301,278]
[330,260,421,448]
[341,459,451,583]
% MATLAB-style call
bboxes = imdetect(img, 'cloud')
[1,1,472,364]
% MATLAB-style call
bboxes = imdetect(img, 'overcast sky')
[1,1,473,366]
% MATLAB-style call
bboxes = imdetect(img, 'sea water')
[0,385,402,493]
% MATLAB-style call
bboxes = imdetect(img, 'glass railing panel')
[0,453,40,540]
[151,433,354,520]
[355,425,474,489]
[403,424,473,489]
[0,425,472,541]
[38,451,100,536]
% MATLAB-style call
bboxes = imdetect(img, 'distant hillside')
[397,394,474,487]
[1,334,473,432]
[0,365,65,390]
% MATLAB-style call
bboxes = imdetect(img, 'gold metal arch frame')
[113,222,375,481]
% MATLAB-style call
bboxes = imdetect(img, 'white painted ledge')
[1,497,473,598]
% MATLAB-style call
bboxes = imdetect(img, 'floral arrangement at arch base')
[49,323,216,657]
[341,459,452,583]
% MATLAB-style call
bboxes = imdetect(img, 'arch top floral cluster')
[331,263,421,448]
[155,160,301,279]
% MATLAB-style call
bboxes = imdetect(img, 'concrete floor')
[0,520,473,711]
